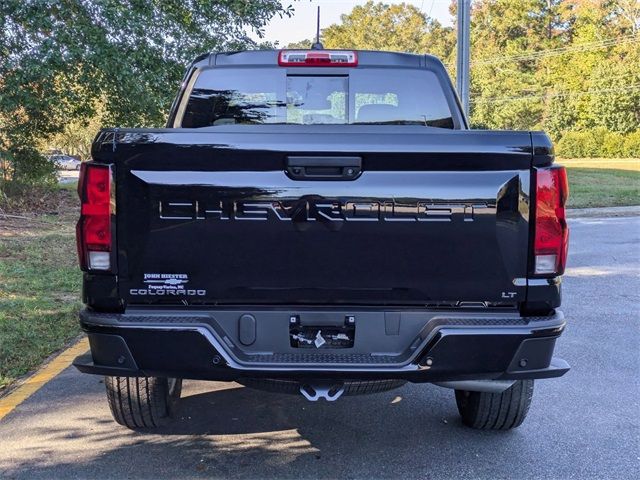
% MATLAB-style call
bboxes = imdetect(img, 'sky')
[255,0,454,47]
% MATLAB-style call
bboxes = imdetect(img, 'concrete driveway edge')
[567,205,640,218]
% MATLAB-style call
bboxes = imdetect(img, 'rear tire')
[104,376,182,429]
[455,380,534,430]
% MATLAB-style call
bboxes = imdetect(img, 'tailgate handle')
[286,156,362,180]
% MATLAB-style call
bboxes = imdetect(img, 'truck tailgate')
[95,127,533,306]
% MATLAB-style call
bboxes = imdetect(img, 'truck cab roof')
[190,49,447,70]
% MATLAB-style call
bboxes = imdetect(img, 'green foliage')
[556,130,601,158]
[623,130,640,157]
[0,147,57,186]
[588,47,640,134]
[0,0,291,185]
[543,96,577,139]
[39,101,108,160]
[286,39,313,49]
[556,129,640,158]
[601,131,627,157]
[321,1,456,63]
[469,0,640,137]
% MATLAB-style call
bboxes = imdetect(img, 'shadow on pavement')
[2,382,522,479]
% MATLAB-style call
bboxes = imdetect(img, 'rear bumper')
[74,307,569,383]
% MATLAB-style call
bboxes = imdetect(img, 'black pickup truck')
[73,49,570,431]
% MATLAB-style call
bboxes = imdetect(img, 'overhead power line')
[471,84,640,105]
[471,35,639,66]
[476,71,640,97]
[443,35,638,69]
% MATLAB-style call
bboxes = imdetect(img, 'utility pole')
[456,0,471,117]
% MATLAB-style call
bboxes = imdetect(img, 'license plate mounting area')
[289,315,356,349]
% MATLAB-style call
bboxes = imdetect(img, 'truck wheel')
[104,376,182,429]
[454,380,534,430]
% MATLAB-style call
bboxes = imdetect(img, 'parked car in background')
[49,154,82,170]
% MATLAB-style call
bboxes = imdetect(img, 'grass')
[0,188,82,391]
[559,158,640,209]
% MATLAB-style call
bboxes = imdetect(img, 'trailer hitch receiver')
[300,381,345,401]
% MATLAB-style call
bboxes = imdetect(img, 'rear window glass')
[180,67,454,128]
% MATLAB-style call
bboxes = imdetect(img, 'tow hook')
[300,381,345,401]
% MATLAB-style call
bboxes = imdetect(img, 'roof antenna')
[311,6,324,50]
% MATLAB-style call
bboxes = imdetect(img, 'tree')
[468,0,565,130]
[39,101,108,161]
[467,0,640,135]
[589,43,640,133]
[615,0,640,34]
[0,0,291,184]
[287,2,455,65]
[286,39,313,49]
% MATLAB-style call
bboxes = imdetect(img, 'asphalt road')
[1,216,638,479]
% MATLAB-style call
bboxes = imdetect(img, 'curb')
[567,206,640,218]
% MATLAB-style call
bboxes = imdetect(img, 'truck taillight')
[278,50,358,67]
[534,166,569,276]
[76,163,113,271]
